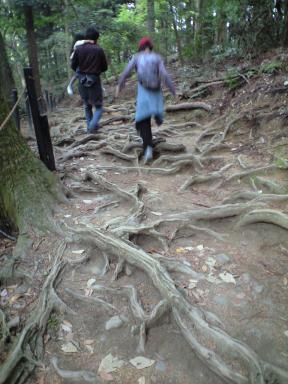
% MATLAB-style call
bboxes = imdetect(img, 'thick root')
[71,224,286,384]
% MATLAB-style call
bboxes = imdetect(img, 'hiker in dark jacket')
[71,26,108,133]
[116,37,175,163]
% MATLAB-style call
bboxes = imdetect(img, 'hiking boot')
[144,146,153,164]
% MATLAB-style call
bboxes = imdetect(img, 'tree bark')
[23,5,42,99]
[283,0,288,46]
[147,0,155,35]
[168,1,184,64]
[0,32,15,100]
[0,32,62,233]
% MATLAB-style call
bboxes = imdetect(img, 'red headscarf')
[138,37,153,50]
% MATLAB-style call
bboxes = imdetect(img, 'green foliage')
[47,313,59,337]
[260,60,283,74]
[224,67,239,90]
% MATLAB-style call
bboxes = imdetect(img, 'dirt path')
[2,65,288,384]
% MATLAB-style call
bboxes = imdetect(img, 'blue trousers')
[84,103,103,133]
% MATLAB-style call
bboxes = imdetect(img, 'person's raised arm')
[118,55,137,92]
[159,59,176,95]
[71,49,79,72]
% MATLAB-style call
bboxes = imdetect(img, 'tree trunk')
[24,5,42,99]
[147,0,155,35]
[168,1,184,64]
[63,0,72,81]
[0,32,62,234]
[283,0,288,46]
[0,32,15,100]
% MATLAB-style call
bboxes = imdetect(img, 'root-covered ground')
[1,51,288,384]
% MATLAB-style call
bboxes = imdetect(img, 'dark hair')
[71,32,86,53]
[85,27,99,41]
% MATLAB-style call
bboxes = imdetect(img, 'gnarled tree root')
[0,249,68,384]
[71,225,287,384]
[51,356,98,382]
[237,209,288,230]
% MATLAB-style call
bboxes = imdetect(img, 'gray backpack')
[136,52,161,91]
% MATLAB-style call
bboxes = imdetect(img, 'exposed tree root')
[237,209,288,230]
[51,357,98,383]
[166,102,212,113]
[180,164,233,191]
[64,287,118,313]
[70,224,287,384]
[0,242,68,384]
[100,145,137,161]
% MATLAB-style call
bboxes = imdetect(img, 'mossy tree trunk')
[0,33,62,235]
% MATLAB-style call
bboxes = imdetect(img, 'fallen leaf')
[85,345,94,354]
[83,200,93,204]
[129,356,155,369]
[188,279,198,289]
[1,289,8,297]
[196,244,204,251]
[219,271,236,284]
[61,320,72,333]
[61,342,78,353]
[205,257,216,268]
[138,377,145,384]
[176,247,185,254]
[9,294,23,304]
[85,288,93,297]
[185,246,193,251]
[98,353,125,373]
[202,265,208,272]
[87,278,96,288]
[283,277,288,286]
[72,249,85,254]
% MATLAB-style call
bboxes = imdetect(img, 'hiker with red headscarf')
[116,37,176,163]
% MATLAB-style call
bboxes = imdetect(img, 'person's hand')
[115,85,120,98]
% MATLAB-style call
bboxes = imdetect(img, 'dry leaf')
[201,265,208,272]
[98,353,125,373]
[129,356,155,369]
[219,271,236,284]
[176,247,185,254]
[85,288,93,297]
[9,294,23,304]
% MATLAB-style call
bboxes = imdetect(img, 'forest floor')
[1,49,288,384]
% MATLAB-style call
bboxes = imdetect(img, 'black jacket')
[71,43,108,75]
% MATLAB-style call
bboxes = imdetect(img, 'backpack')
[136,52,161,91]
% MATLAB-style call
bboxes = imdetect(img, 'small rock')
[155,361,166,372]
[215,254,231,265]
[125,265,133,276]
[213,295,228,306]
[105,315,126,331]
[15,284,29,294]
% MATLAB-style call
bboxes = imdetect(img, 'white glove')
[67,84,73,96]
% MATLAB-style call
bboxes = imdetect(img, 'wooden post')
[25,90,33,134]
[24,67,56,171]
[12,88,20,130]
[45,89,51,110]
[49,93,53,111]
